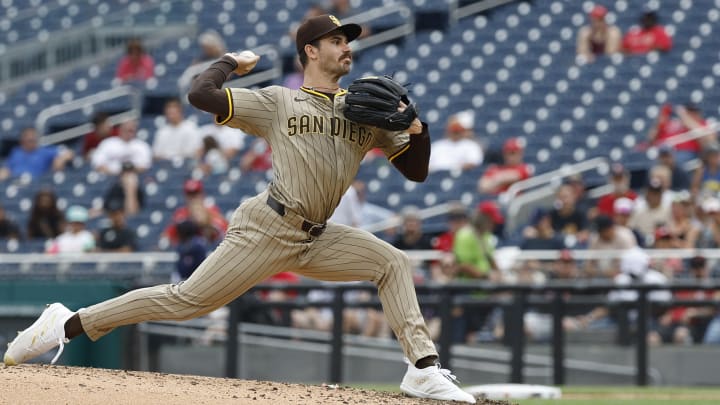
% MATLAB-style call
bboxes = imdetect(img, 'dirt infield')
[0,365,512,405]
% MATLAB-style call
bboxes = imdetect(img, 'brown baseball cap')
[296,14,362,55]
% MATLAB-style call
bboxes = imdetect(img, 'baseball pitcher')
[4,15,475,403]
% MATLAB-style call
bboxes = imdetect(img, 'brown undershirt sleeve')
[390,123,431,182]
[187,55,238,118]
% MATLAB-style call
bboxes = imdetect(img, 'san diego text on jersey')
[287,114,374,148]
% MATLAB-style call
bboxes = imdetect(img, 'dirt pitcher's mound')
[1,365,513,405]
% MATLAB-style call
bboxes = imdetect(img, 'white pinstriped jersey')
[218,85,411,223]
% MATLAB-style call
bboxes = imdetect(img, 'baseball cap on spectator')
[66,205,89,223]
[456,110,474,129]
[503,137,523,153]
[477,200,504,225]
[590,5,608,19]
[702,197,720,213]
[295,14,362,55]
[183,179,204,195]
[613,197,634,215]
[673,190,692,204]
[654,225,672,240]
[620,247,650,277]
[447,110,474,134]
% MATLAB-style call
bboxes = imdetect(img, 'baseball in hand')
[238,50,257,59]
[231,50,260,75]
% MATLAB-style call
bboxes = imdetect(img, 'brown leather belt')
[266,195,326,238]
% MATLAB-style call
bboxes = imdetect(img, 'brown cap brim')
[296,14,362,55]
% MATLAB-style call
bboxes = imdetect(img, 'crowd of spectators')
[576,7,673,62]
[0,3,718,347]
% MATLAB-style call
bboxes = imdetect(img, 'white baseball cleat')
[3,303,74,366]
[400,360,477,403]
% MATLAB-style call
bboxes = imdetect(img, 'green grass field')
[351,384,720,405]
[514,386,720,405]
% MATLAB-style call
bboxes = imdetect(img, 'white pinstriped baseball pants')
[78,190,438,363]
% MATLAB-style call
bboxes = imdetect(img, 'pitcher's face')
[316,32,352,77]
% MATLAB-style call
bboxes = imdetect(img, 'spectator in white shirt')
[328,180,395,231]
[91,120,152,175]
[152,98,201,160]
[428,111,483,172]
[629,179,672,242]
[198,122,246,159]
[46,205,96,254]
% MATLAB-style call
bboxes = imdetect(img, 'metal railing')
[362,202,455,234]
[0,251,176,283]
[218,280,720,385]
[345,3,415,53]
[0,0,195,90]
[0,251,176,265]
[654,120,720,150]
[499,157,609,235]
[449,0,518,24]
[34,85,142,144]
[2,0,76,23]
[499,157,609,206]
[5,247,720,276]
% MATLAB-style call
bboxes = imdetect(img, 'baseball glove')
[343,75,418,131]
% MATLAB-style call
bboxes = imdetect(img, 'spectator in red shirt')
[649,103,715,165]
[478,137,533,195]
[622,11,672,54]
[596,163,638,217]
[82,112,118,159]
[163,179,228,246]
[115,39,155,83]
